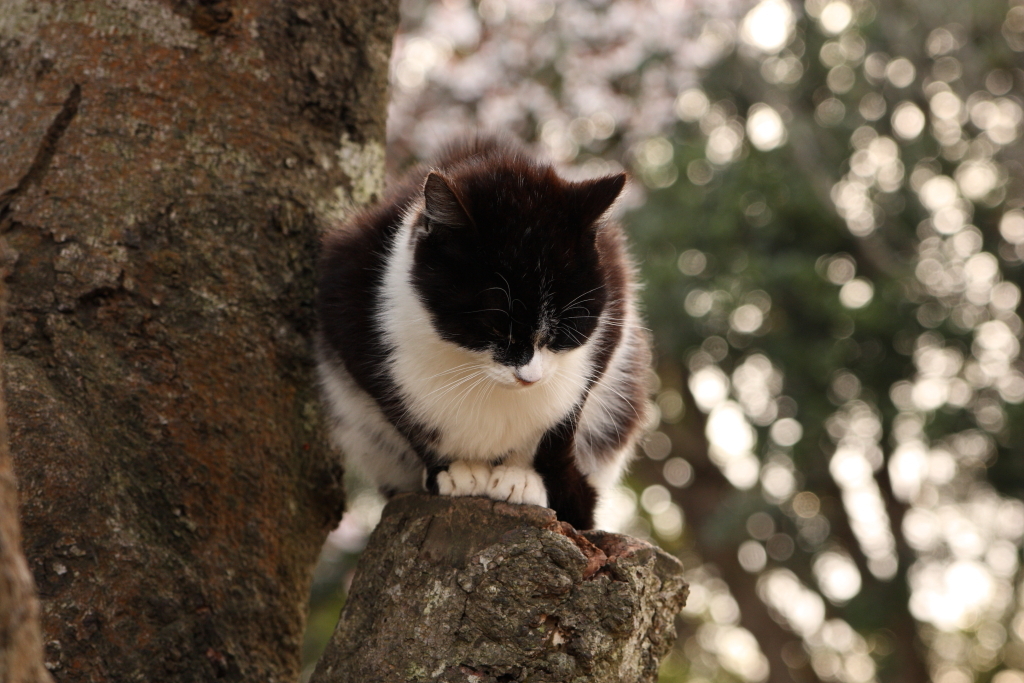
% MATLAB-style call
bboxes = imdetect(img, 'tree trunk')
[311,494,688,683]
[0,2,397,680]
[1,306,54,683]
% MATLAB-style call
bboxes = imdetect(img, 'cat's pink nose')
[514,353,544,385]
[514,371,537,386]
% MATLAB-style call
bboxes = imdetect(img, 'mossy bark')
[312,494,689,683]
[0,2,398,680]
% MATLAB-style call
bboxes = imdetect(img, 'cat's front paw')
[436,461,493,498]
[487,465,548,507]
[436,462,548,508]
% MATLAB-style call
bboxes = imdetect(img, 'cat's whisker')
[442,372,491,417]
[560,284,606,313]
[424,369,487,399]
[434,378,489,418]
[496,274,513,310]
[462,308,510,316]
[561,327,586,346]
[480,285,509,299]
[586,391,625,440]
[592,382,643,423]
[453,375,490,414]
[419,361,483,382]
[422,360,484,380]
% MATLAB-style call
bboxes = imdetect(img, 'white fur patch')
[488,465,548,506]
[437,461,548,506]
[316,353,423,493]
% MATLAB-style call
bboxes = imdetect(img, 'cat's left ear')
[423,172,475,231]
[573,173,627,229]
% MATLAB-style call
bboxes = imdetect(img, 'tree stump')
[311,494,688,683]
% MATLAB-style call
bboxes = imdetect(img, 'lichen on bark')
[311,494,688,683]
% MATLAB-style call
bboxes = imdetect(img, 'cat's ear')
[422,172,474,231]
[573,172,627,230]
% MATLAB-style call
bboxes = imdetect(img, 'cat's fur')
[315,137,650,529]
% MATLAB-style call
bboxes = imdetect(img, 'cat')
[315,136,650,530]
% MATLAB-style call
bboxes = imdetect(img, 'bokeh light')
[740,0,795,54]
[747,104,787,151]
[305,1,1024,681]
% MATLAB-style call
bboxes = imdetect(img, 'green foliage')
[306,1,1024,681]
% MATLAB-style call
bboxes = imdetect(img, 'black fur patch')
[533,409,599,529]
[411,138,625,369]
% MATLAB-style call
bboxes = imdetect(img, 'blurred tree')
[632,1,1024,681]
[306,1,1024,682]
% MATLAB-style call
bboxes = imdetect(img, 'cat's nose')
[513,371,537,386]
[514,352,544,385]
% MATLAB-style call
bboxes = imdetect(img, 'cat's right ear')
[575,172,627,228]
[422,172,474,232]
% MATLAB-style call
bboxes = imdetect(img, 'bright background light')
[305,2,1024,683]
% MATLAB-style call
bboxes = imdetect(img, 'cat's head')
[410,155,626,388]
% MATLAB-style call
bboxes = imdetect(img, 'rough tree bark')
[0,307,54,683]
[0,2,397,680]
[0,3,688,682]
[311,495,688,683]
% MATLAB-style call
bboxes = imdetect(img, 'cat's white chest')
[380,222,591,462]
[389,341,588,461]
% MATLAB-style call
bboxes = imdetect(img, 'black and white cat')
[315,137,650,530]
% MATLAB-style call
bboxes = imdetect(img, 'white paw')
[487,466,548,507]
[436,461,493,497]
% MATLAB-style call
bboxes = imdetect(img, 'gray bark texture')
[0,1,397,681]
[311,494,689,683]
